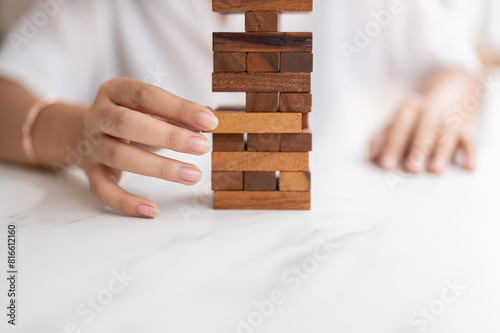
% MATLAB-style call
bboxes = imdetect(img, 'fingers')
[100,78,218,131]
[377,100,420,170]
[89,164,159,218]
[458,134,477,171]
[96,135,203,185]
[369,128,387,161]
[100,105,212,155]
[428,132,459,174]
[404,106,442,174]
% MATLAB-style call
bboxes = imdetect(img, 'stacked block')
[209,0,313,210]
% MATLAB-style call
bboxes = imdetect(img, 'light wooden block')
[279,172,311,192]
[207,112,302,134]
[212,172,244,191]
[214,191,310,210]
[212,152,309,171]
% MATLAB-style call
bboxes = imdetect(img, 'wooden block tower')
[209,0,313,210]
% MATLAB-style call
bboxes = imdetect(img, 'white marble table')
[1,88,500,333]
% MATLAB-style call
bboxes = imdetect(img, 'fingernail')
[179,166,202,183]
[381,155,398,169]
[409,153,425,172]
[466,156,475,170]
[189,136,212,154]
[431,155,446,172]
[136,205,159,219]
[196,111,218,130]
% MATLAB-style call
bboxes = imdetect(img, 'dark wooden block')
[245,12,279,32]
[279,172,311,192]
[213,0,313,12]
[214,191,311,210]
[213,134,245,151]
[247,134,280,152]
[213,33,312,53]
[213,73,311,92]
[246,93,279,112]
[212,172,244,191]
[281,129,312,152]
[280,93,312,112]
[247,53,280,72]
[214,53,246,72]
[302,113,309,129]
[280,53,313,72]
[244,172,277,191]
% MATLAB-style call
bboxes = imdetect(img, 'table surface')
[1,87,500,333]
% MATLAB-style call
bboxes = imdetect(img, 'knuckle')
[176,100,196,124]
[164,127,181,148]
[110,109,130,135]
[158,161,175,180]
[105,142,123,166]
[132,83,154,107]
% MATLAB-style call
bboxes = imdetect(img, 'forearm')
[0,78,87,169]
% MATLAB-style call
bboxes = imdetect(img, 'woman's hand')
[80,78,218,218]
[369,70,479,174]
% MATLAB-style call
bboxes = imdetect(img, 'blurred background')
[1,0,499,66]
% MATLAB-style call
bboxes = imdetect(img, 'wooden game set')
[208,0,313,210]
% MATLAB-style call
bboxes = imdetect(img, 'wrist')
[31,102,87,169]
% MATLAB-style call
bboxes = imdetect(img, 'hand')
[79,78,218,218]
[370,92,477,174]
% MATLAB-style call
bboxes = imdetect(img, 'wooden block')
[213,73,311,92]
[280,53,313,72]
[244,172,277,191]
[245,12,279,32]
[246,93,279,112]
[213,33,312,53]
[213,0,313,12]
[214,191,311,210]
[302,113,309,129]
[247,53,280,72]
[212,152,309,171]
[280,93,312,112]
[247,134,280,152]
[214,53,246,72]
[208,112,301,134]
[213,134,245,151]
[212,172,244,191]
[280,129,312,152]
[279,172,311,192]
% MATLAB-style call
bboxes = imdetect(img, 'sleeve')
[0,0,118,104]
[388,0,482,87]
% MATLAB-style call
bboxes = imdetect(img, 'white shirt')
[0,0,481,140]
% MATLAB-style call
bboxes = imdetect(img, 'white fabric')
[0,0,482,136]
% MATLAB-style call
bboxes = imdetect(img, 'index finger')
[101,77,218,131]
